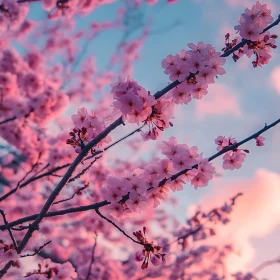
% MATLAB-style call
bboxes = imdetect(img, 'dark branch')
[53,184,89,205]
[1,119,279,232]
[0,209,18,250]
[15,153,42,191]
[252,254,280,274]
[20,241,51,258]
[67,154,102,183]
[85,233,98,280]
[95,208,144,245]
[0,116,16,126]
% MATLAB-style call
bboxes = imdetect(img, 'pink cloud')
[270,67,280,94]
[188,169,280,276]
[195,83,241,119]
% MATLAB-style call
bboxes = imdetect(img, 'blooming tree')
[0,0,279,279]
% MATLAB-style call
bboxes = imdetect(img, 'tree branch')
[0,209,18,250]
[85,233,98,280]
[53,184,89,205]
[95,208,144,245]
[67,154,102,183]
[20,241,51,258]
[15,153,42,192]
[0,116,16,126]
[1,118,279,232]
[0,201,110,231]
[252,255,280,274]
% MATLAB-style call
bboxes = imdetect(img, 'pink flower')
[169,178,185,192]
[172,151,192,170]
[256,135,265,146]
[71,107,89,127]
[197,67,216,84]
[187,53,206,74]
[159,159,173,177]
[198,160,215,180]
[171,82,193,105]
[184,169,199,182]
[102,185,123,203]
[147,188,165,208]
[108,203,125,220]
[191,83,208,99]
[162,54,176,74]
[169,62,190,82]
[208,57,226,75]
[129,176,147,195]
[191,173,209,189]
[234,1,274,41]
[223,150,246,170]
[118,92,143,114]
[215,136,230,151]
[127,191,147,213]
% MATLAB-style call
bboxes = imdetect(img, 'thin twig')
[0,163,70,202]
[68,154,102,183]
[169,225,203,245]
[0,209,18,250]
[20,241,51,258]
[31,163,50,178]
[169,193,242,245]
[165,119,280,184]
[16,153,42,191]
[252,255,280,274]
[53,184,89,205]
[0,200,110,231]
[85,233,98,280]
[104,124,145,151]
[11,225,30,231]
[95,208,144,245]
[0,116,16,125]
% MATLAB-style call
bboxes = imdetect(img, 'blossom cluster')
[0,49,69,162]
[161,137,215,189]
[111,78,155,124]
[162,42,226,103]
[224,1,278,67]
[175,194,242,248]
[110,78,174,140]
[0,0,28,31]
[215,136,247,170]
[68,107,112,153]
[234,1,273,41]
[134,227,166,269]
[215,135,265,170]
[101,137,215,220]
[24,259,77,279]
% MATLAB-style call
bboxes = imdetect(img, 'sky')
[25,0,280,278]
